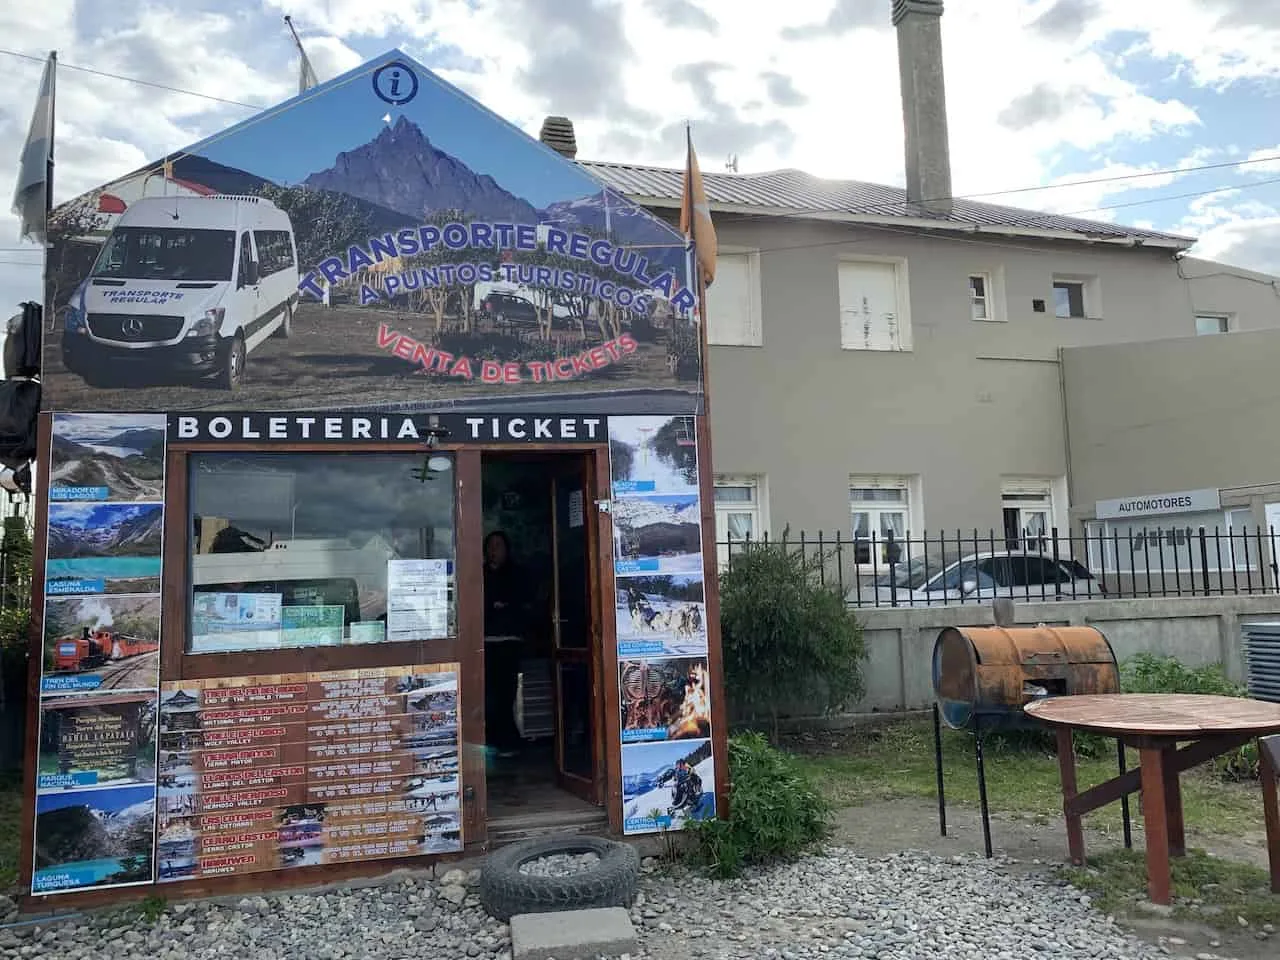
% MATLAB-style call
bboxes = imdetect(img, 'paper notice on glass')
[386,559,450,641]
[568,489,584,529]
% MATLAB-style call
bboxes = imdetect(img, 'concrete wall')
[845,595,1278,716]
[1062,326,1280,516]
[704,215,1280,537]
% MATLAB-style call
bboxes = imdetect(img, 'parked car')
[62,194,298,390]
[844,549,1103,607]
[479,292,539,326]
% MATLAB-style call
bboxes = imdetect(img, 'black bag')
[3,302,42,380]
[0,379,41,469]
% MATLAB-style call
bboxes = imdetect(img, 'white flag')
[11,52,55,245]
[285,16,319,93]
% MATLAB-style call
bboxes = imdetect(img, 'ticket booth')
[20,49,726,907]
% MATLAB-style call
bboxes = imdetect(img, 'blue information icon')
[373,62,419,106]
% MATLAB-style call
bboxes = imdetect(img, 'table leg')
[1055,727,1085,865]
[1260,736,1280,894]
[1162,746,1186,858]
[1140,747,1174,905]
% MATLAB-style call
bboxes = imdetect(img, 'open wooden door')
[550,455,599,802]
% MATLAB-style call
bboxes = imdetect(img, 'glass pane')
[850,487,905,503]
[851,512,871,537]
[714,485,754,504]
[1196,315,1227,335]
[970,297,988,320]
[725,512,754,541]
[559,661,593,780]
[1053,284,1074,318]
[969,276,986,298]
[189,453,456,652]
[879,512,905,537]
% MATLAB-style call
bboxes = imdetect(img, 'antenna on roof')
[725,154,739,173]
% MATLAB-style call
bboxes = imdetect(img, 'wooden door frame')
[477,447,617,822]
[548,455,598,803]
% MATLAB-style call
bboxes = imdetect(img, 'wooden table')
[1024,693,1280,905]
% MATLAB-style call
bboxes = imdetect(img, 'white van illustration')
[61,194,298,390]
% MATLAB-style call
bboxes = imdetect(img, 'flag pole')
[45,51,56,244]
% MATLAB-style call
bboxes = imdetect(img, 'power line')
[0,47,258,108]
[4,46,1280,212]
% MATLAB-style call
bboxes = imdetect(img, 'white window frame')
[705,248,762,347]
[969,273,991,321]
[849,475,921,567]
[1195,312,1231,336]
[968,267,1007,322]
[838,255,912,352]
[1001,478,1066,552]
[1052,274,1101,320]
[714,475,767,568]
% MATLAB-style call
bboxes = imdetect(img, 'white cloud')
[2,0,1280,314]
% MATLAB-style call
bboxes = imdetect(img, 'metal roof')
[578,161,1196,249]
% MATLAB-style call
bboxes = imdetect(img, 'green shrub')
[719,533,866,735]
[685,732,831,878]
[1120,653,1245,698]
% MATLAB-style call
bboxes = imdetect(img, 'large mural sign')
[41,52,701,415]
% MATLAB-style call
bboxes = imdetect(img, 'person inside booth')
[483,530,529,758]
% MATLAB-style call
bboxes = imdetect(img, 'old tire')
[478,835,639,922]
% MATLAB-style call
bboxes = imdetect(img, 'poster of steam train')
[41,595,162,694]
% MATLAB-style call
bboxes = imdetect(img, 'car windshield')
[874,556,938,590]
[92,227,236,282]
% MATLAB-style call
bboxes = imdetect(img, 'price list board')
[155,664,461,883]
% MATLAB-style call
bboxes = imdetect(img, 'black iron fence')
[716,527,1280,608]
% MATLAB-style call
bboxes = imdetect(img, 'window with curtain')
[849,478,912,564]
[714,476,764,567]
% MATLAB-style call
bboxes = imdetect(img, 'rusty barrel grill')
[929,625,1129,857]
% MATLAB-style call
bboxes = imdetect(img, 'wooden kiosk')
[19,49,727,908]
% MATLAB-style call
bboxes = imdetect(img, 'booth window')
[187,452,456,654]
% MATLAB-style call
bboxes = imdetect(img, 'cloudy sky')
[3,0,1280,311]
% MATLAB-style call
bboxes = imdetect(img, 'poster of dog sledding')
[615,576,707,658]
[608,414,715,835]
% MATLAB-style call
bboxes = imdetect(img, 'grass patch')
[0,771,23,891]
[1061,848,1280,929]
[784,715,1261,838]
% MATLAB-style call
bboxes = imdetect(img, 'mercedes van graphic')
[61,195,299,390]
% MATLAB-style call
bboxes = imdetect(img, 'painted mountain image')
[39,48,703,416]
[33,785,156,893]
[51,414,166,502]
[304,117,541,223]
[613,495,703,574]
[48,503,164,560]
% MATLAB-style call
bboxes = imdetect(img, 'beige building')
[553,1,1280,570]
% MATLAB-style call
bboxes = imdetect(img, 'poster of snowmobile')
[620,738,715,835]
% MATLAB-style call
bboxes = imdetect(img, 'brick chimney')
[893,0,953,215]
[539,116,577,160]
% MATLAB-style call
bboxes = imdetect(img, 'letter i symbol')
[390,71,401,97]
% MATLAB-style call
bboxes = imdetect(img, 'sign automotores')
[1094,488,1222,521]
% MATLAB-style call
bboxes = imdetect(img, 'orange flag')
[680,127,717,288]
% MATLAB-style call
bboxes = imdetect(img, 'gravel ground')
[0,850,1247,960]
[519,852,602,877]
